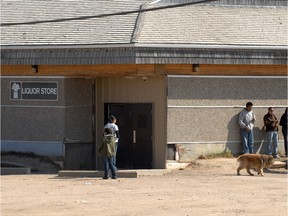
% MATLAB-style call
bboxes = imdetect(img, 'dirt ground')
[1,158,287,216]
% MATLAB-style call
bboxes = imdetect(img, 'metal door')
[105,103,152,169]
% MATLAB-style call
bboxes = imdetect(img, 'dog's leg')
[237,166,243,175]
[260,168,264,176]
[257,167,263,176]
[246,166,254,176]
[258,164,264,176]
[257,165,261,175]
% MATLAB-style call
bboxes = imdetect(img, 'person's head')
[108,115,116,123]
[268,107,275,114]
[104,128,112,135]
[246,102,253,112]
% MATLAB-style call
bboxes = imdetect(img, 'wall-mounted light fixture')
[32,65,38,73]
[192,64,200,72]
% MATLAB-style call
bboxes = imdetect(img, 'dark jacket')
[98,134,116,157]
[280,109,287,131]
[263,113,278,132]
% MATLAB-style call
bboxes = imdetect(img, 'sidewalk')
[58,161,191,178]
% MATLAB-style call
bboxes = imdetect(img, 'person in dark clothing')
[98,128,117,179]
[280,108,288,157]
[263,107,280,158]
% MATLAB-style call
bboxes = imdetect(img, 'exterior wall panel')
[167,76,287,160]
[1,77,93,158]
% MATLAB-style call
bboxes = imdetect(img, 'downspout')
[91,79,96,169]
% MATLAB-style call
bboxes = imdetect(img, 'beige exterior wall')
[167,76,288,161]
[2,64,286,166]
[95,76,167,169]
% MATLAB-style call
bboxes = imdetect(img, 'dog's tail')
[237,155,243,162]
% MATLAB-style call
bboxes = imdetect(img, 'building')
[1,0,287,169]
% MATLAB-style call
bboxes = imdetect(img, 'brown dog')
[237,154,274,176]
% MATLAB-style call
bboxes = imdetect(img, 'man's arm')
[264,115,273,126]
[115,130,120,139]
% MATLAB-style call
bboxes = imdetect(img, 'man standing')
[104,116,120,169]
[264,107,280,158]
[238,102,256,154]
[280,108,287,157]
[99,128,117,179]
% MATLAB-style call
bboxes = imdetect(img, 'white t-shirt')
[104,123,119,142]
[238,109,256,130]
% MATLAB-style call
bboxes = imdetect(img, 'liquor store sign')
[10,81,58,100]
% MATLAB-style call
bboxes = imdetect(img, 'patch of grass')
[199,151,234,159]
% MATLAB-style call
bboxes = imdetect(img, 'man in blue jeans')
[264,107,280,158]
[98,128,117,179]
[104,116,120,170]
[238,102,256,154]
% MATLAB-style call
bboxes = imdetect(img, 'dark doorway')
[104,103,153,169]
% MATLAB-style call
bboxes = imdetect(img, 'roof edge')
[1,43,287,50]
[135,43,288,50]
[0,44,136,50]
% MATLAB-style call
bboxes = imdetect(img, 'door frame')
[95,76,167,169]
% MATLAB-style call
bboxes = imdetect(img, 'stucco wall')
[167,76,287,161]
[1,77,93,158]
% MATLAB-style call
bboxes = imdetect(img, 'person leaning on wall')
[263,107,280,158]
[279,108,288,157]
[238,102,256,154]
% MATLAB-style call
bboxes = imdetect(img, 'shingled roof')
[1,0,149,46]
[134,4,287,46]
[1,0,287,65]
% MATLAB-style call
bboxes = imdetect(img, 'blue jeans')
[112,143,118,169]
[282,129,287,156]
[266,131,278,156]
[240,128,254,154]
[102,157,117,178]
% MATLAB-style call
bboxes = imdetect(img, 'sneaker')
[273,155,281,159]
[112,176,117,179]
[102,177,109,180]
